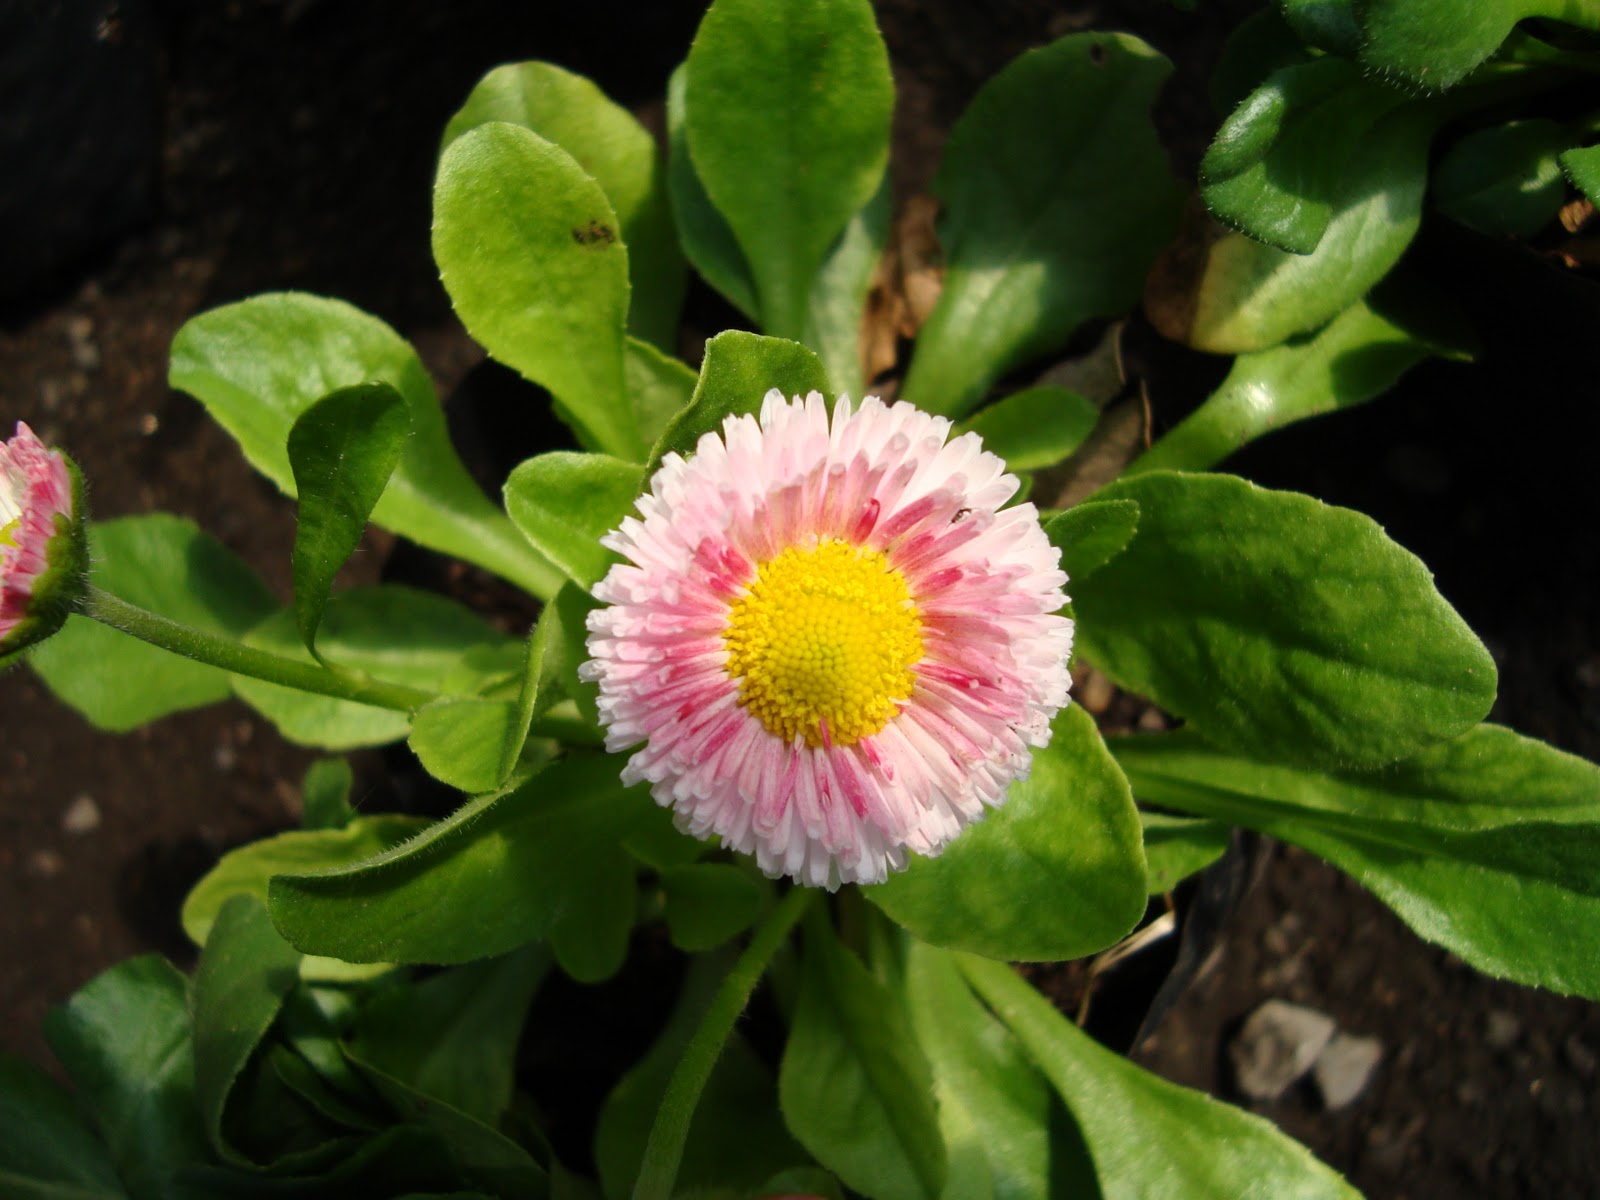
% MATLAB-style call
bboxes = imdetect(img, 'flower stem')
[82,585,432,712]
[632,885,817,1200]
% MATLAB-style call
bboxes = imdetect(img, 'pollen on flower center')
[723,538,923,748]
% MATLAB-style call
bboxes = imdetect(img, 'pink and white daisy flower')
[1,422,86,657]
[581,391,1073,888]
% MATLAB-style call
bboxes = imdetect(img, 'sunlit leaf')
[231,586,515,750]
[503,452,644,589]
[169,293,557,597]
[1201,57,1411,254]
[1149,102,1435,353]
[434,122,642,461]
[1043,499,1139,584]
[684,0,892,340]
[1129,296,1449,474]
[1561,143,1600,205]
[443,60,687,351]
[647,332,830,472]
[961,954,1359,1199]
[269,756,652,970]
[28,515,276,731]
[868,706,1146,961]
[1076,472,1496,768]
[1113,724,1600,997]
[900,941,1051,1200]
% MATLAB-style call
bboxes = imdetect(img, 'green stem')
[82,586,432,712]
[632,885,817,1200]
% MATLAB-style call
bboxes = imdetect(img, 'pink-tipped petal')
[583,395,1072,888]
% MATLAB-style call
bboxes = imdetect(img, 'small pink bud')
[0,422,87,658]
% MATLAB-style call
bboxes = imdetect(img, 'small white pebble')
[61,793,101,835]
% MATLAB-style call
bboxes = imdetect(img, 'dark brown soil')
[3,3,1596,1197]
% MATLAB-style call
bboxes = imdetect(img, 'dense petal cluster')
[581,392,1072,888]
[0,422,86,657]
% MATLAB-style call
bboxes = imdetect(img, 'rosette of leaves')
[10,1,1600,1198]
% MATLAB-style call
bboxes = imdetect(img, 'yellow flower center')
[724,539,923,748]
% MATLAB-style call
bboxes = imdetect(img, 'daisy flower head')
[581,391,1073,888]
[0,422,87,659]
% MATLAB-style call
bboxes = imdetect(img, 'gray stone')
[1229,999,1336,1102]
[1313,1031,1383,1110]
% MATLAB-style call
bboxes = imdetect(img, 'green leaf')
[268,756,651,969]
[231,585,515,750]
[659,864,765,952]
[593,953,811,1200]
[804,178,890,398]
[1434,118,1570,237]
[958,386,1098,474]
[443,61,687,352]
[1113,724,1600,997]
[408,698,519,794]
[28,515,276,731]
[182,815,425,947]
[1076,471,1496,769]
[302,757,356,831]
[647,331,830,473]
[288,383,410,655]
[1042,499,1139,584]
[1356,0,1585,90]
[1278,0,1360,55]
[43,957,211,1200]
[779,923,945,1200]
[624,337,698,449]
[904,34,1183,417]
[1560,143,1600,205]
[349,946,548,1127]
[347,1054,549,1199]
[503,452,644,590]
[411,606,559,795]
[433,122,641,461]
[169,293,557,598]
[900,942,1050,1200]
[191,896,303,1164]
[960,954,1359,1199]
[684,0,892,340]
[1157,102,1436,354]
[1200,58,1412,254]
[665,64,757,321]
[0,1054,125,1200]
[867,705,1146,961]
[1141,811,1230,894]
[1129,295,1447,474]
